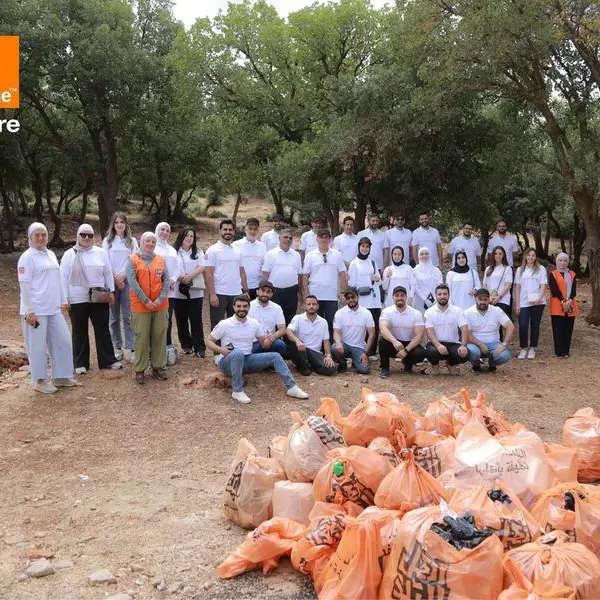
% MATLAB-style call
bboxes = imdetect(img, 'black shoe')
[195,350,205,358]
[153,368,168,381]
[489,364,497,372]
[472,363,482,372]
[299,369,312,376]
[182,347,193,355]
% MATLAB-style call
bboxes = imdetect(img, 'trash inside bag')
[562,407,600,483]
[430,509,494,550]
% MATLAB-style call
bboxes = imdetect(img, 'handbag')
[191,272,205,290]
[358,286,373,296]
[89,287,111,303]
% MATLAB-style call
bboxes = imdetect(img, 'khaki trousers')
[131,310,168,372]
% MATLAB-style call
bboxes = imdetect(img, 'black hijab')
[452,250,470,274]
[391,245,404,266]
[357,236,371,260]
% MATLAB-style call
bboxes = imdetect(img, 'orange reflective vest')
[129,254,169,313]
[549,269,578,317]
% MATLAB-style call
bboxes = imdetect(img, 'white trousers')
[22,313,74,382]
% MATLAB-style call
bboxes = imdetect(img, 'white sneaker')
[52,378,78,387]
[109,361,122,370]
[232,391,252,404]
[75,366,87,375]
[448,364,460,376]
[286,385,309,399]
[430,364,440,376]
[129,351,135,364]
[34,381,58,394]
[527,348,536,360]
[518,349,528,360]
[114,349,124,361]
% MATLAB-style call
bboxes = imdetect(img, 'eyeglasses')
[79,233,94,239]
[322,254,328,263]
[281,236,292,240]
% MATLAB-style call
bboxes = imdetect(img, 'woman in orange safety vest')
[548,252,578,358]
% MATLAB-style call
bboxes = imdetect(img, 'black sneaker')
[182,347,193,355]
[195,350,206,358]
[472,363,482,372]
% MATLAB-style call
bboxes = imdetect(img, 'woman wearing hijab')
[18,223,76,393]
[60,224,120,374]
[102,212,138,362]
[348,237,382,353]
[548,252,578,358]
[127,231,171,383]
[446,250,481,310]
[412,247,443,314]
[382,246,416,307]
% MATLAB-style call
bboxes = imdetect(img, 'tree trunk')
[172,189,185,221]
[79,186,89,225]
[572,211,586,274]
[480,227,491,271]
[547,209,566,253]
[520,228,531,251]
[18,189,29,216]
[354,182,368,234]
[266,176,285,216]
[532,218,545,258]
[0,183,15,252]
[232,189,243,228]
[45,174,65,247]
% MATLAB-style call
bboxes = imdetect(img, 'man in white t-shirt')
[248,280,287,358]
[411,211,443,269]
[464,288,515,372]
[233,217,266,300]
[206,295,308,404]
[332,287,375,374]
[299,215,326,262]
[424,284,469,375]
[384,214,412,267]
[447,222,482,270]
[303,229,347,340]
[487,220,519,267]
[357,214,387,271]
[260,214,297,251]
[333,216,359,267]
[378,286,427,377]
[205,219,248,329]
[286,296,342,376]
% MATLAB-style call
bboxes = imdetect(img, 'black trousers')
[287,341,338,376]
[209,294,236,330]
[273,285,298,325]
[69,302,117,369]
[426,342,468,365]
[551,315,575,357]
[317,300,338,342]
[379,338,427,370]
[248,288,258,301]
[497,302,511,341]
[167,297,175,346]
[174,297,206,353]
[368,308,381,355]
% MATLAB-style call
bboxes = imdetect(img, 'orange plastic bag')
[222,439,285,529]
[413,431,456,478]
[368,437,400,467]
[216,517,305,578]
[268,435,288,467]
[379,505,505,600]
[375,449,449,511]
[315,397,344,431]
[449,481,540,550]
[505,531,600,599]
[272,480,315,525]
[530,482,600,556]
[453,389,512,437]
[544,443,578,484]
[283,413,345,483]
[423,395,457,436]
[499,557,575,599]
[562,407,600,483]
[313,446,392,515]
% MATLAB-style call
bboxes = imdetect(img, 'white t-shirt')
[60,246,115,304]
[380,305,424,342]
[333,305,375,350]
[155,241,181,298]
[333,232,358,264]
[514,266,548,307]
[210,316,263,364]
[233,237,266,289]
[102,236,139,277]
[261,229,296,252]
[248,299,285,335]
[382,264,416,307]
[263,247,302,289]
[288,312,329,352]
[464,304,511,344]
[385,228,412,265]
[348,257,382,309]
[424,303,467,344]
[448,235,482,270]
[205,241,243,296]
[487,234,518,267]
[173,248,205,300]
[411,227,443,267]
[299,230,319,254]
[18,248,64,315]
[357,228,387,270]
[483,265,513,306]
[446,269,481,310]
[303,248,346,301]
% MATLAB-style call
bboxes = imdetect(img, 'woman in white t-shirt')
[102,212,138,362]
[382,246,416,307]
[483,245,513,320]
[173,227,206,358]
[412,247,443,314]
[446,251,480,310]
[514,248,548,360]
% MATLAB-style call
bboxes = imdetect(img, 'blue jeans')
[331,342,370,374]
[218,348,296,392]
[109,283,134,351]
[519,304,544,348]
[251,339,287,358]
[467,341,511,367]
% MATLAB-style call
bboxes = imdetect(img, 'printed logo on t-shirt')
[18,266,25,274]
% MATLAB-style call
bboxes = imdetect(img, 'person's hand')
[210,294,219,307]
[25,312,38,327]
[469,288,477,296]
[297,293,303,306]
[169,281,175,292]
[437,344,449,356]
[396,348,406,359]
[324,355,335,368]
[493,343,505,357]
[297,342,306,352]
[360,352,369,367]
[479,343,489,357]
[108,292,115,306]
[220,347,231,357]
[145,300,155,311]
[262,336,273,350]
[383,267,391,280]
[181,275,192,285]
[515,305,521,316]
[458,344,468,358]
[61,304,69,316]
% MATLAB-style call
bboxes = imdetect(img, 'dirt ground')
[1,200,599,599]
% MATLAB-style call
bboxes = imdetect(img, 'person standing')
[18,223,76,393]
[357,214,387,272]
[302,229,347,339]
[412,247,444,314]
[384,213,412,267]
[483,245,513,321]
[424,284,469,375]
[262,229,303,325]
[232,218,266,300]
[60,224,121,374]
[299,215,326,261]
[333,216,358,267]
[548,252,578,358]
[127,231,170,383]
[173,227,206,358]
[102,211,138,363]
[205,219,248,330]
[487,220,518,267]
[447,222,482,271]
[411,211,443,269]
[261,214,296,251]
[514,248,548,360]
[248,280,287,357]
[446,251,481,310]
[382,246,416,307]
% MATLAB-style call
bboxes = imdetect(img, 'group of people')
[17,211,579,402]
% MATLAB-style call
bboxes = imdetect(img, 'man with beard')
[447,221,482,271]
[261,214,297,251]
[411,211,443,269]
[332,287,375,375]
[378,286,427,377]
[286,296,341,376]
[205,220,248,329]
[424,284,470,375]
[299,215,326,261]
[333,215,359,267]
[233,218,266,300]
[206,295,308,404]
[248,280,287,357]
[464,288,515,372]
[486,220,518,267]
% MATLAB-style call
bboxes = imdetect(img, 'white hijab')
[414,247,435,277]
[139,231,157,257]
[70,224,95,287]
[155,222,171,248]
[555,252,573,299]
[27,222,48,251]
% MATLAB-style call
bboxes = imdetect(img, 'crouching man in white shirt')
[206,294,308,404]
